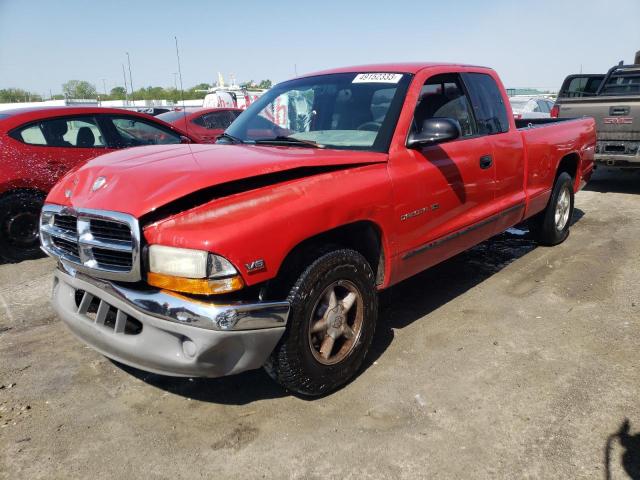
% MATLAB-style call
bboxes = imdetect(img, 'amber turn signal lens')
[147,272,244,295]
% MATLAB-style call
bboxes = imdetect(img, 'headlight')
[147,245,244,295]
[149,245,209,278]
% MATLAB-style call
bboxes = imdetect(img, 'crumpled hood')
[47,143,387,218]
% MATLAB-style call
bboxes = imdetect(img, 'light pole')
[126,52,135,102]
[122,64,129,104]
[101,78,107,96]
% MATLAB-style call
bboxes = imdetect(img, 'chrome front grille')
[54,215,78,233]
[89,219,132,241]
[40,205,141,282]
[52,235,80,259]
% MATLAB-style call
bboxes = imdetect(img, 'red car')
[43,63,595,395]
[0,106,195,261]
[156,107,242,143]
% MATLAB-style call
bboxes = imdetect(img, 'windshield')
[223,72,412,151]
[600,71,640,96]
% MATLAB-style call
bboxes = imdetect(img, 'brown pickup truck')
[554,59,640,169]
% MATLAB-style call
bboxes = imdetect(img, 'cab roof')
[0,106,160,131]
[298,62,491,79]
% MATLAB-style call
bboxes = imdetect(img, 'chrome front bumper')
[52,266,289,377]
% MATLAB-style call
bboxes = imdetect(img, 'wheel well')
[557,153,579,180]
[0,187,46,202]
[275,221,385,292]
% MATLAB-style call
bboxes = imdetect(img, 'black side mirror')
[407,117,462,148]
[180,135,192,144]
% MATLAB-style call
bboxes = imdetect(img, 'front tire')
[530,172,575,246]
[265,249,377,396]
[0,191,46,262]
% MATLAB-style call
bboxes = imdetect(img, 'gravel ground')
[1,168,639,479]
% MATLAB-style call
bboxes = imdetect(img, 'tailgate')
[558,97,640,141]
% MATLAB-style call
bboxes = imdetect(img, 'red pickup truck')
[40,63,595,396]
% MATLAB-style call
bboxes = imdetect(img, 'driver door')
[389,72,497,281]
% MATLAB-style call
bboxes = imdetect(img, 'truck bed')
[515,117,582,129]
[517,116,596,217]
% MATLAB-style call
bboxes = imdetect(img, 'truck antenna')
[174,36,190,138]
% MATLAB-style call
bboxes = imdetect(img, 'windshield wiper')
[254,136,325,148]
[217,132,244,144]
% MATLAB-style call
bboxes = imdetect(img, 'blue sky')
[1,0,639,95]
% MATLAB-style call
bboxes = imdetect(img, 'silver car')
[509,95,555,119]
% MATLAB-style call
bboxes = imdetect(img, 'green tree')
[62,80,97,99]
[109,86,127,99]
[164,87,181,103]
[191,83,211,91]
[0,88,42,103]
[258,79,272,89]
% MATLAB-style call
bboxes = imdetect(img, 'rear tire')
[530,172,574,246]
[264,249,377,396]
[0,191,46,262]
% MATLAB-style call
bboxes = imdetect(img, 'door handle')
[479,154,493,169]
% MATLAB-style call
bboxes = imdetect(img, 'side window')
[531,101,542,113]
[15,124,47,145]
[109,117,181,147]
[11,116,105,148]
[412,74,477,137]
[462,73,509,134]
[536,100,549,113]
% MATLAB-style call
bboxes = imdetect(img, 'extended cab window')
[462,73,509,134]
[11,116,105,148]
[108,117,181,147]
[411,74,477,137]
